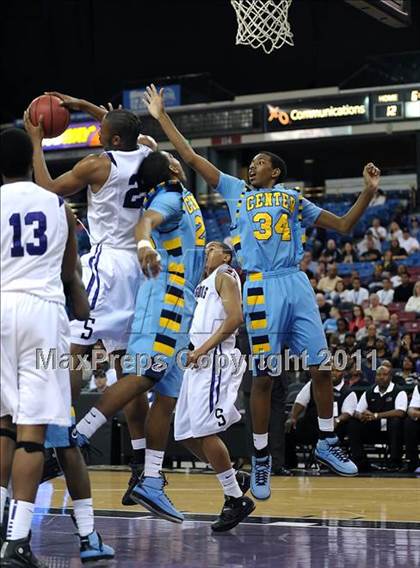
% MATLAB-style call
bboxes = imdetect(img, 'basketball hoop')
[230,0,294,54]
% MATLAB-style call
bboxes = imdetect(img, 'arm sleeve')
[301,197,323,228]
[148,191,181,222]
[409,386,420,408]
[341,392,358,416]
[356,392,368,413]
[395,391,408,412]
[215,172,246,202]
[295,382,311,407]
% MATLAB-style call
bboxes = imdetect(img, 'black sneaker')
[0,536,48,568]
[121,463,143,506]
[211,495,255,532]
[235,470,251,495]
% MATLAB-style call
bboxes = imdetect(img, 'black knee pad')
[0,428,17,442]
[15,441,44,453]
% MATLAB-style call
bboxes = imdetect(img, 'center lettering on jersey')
[195,284,208,299]
[246,191,296,212]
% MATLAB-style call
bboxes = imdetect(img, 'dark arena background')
[0,1,419,567]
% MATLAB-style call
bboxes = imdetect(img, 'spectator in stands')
[409,216,420,239]
[377,277,394,306]
[389,238,408,260]
[358,231,380,255]
[90,369,109,394]
[369,217,387,243]
[358,323,378,357]
[399,227,419,255]
[318,264,343,293]
[394,356,419,387]
[389,221,403,241]
[384,323,401,354]
[346,369,370,388]
[391,264,409,288]
[320,239,342,264]
[341,241,359,264]
[364,293,390,322]
[337,317,349,343]
[349,305,365,333]
[393,271,414,303]
[345,276,369,305]
[405,281,420,312]
[383,250,398,275]
[356,315,374,341]
[330,280,348,306]
[375,338,391,365]
[284,368,357,468]
[343,332,357,356]
[316,293,331,322]
[349,365,408,471]
[403,385,420,473]
[309,277,320,294]
[392,333,419,369]
[360,236,382,261]
[369,188,386,207]
[316,261,327,280]
[323,306,341,335]
[368,264,385,293]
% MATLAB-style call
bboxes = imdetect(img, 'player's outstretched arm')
[134,209,163,278]
[143,84,221,188]
[45,91,108,122]
[187,272,243,366]
[315,163,381,234]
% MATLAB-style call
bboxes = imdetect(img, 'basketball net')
[231,0,294,54]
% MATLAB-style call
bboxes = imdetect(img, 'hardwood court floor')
[36,469,420,523]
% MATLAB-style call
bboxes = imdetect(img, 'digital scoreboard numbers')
[373,89,420,122]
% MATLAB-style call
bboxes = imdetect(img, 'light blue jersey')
[216,173,322,272]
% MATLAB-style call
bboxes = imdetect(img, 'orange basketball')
[28,94,70,138]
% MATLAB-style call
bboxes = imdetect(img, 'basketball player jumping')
[141,84,381,500]
[174,241,255,531]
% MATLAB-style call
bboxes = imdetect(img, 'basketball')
[28,94,70,138]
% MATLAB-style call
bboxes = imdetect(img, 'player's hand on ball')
[45,91,84,111]
[363,162,381,193]
[143,84,165,119]
[138,247,161,278]
[23,109,44,141]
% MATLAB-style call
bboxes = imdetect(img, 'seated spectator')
[403,385,420,473]
[358,323,378,357]
[349,305,365,333]
[393,271,414,303]
[394,356,419,387]
[349,365,408,471]
[316,261,327,280]
[343,332,357,356]
[399,227,419,255]
[337,317,349,343]
[316,293,331,322]
[368,264,385,293]
[309,277,320,294]
[345,276,369,305]
[409,216,420,240]
[345,369,370,388]
[377,277,394,306]
[375,337,391,365]
[389,238,408,260]
[318,265,343,293]
[369,188,386,207]
[391,264,409,288]
[330,280,348,306]
[90,369,109,394]
[405,281,420,312]
[384,323,401,354]
[356,315,374,342]
[284,368,357,468]
[341,242,359,264]
[370,217,387,243]
[382,250,398,276]
[389,221,403,241]
[392,333,419,368]
[323,307,341,335]
[360,237,382,261]
[364,293,390,322]
[320,239,343,264]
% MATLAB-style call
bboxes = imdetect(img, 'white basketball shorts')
[0,292,71,426]
[174,346,246,440]
[70,245,143,353]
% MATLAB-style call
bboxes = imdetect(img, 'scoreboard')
[373,88,420,122]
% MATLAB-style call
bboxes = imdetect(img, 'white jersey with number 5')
[87,145,151,251]
[1,181,68,304]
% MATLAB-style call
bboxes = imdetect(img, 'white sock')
[1,486,8,522]
[76,407,107,439]
[6,500,34,540]
[216,468,242,498]
[131,438,146,450]
[73,498,94,537]
[318,417,334,432]
[144,449,165,478]
[253,433,268,451]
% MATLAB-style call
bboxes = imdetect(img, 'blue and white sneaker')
[315,436,358,476]
[130,472,184,523]
[79,531,115,563]
[70,427,89,447]
[251,454,272,500]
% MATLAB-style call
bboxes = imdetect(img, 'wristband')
[374,412,378,420]
[137,239,153,251]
